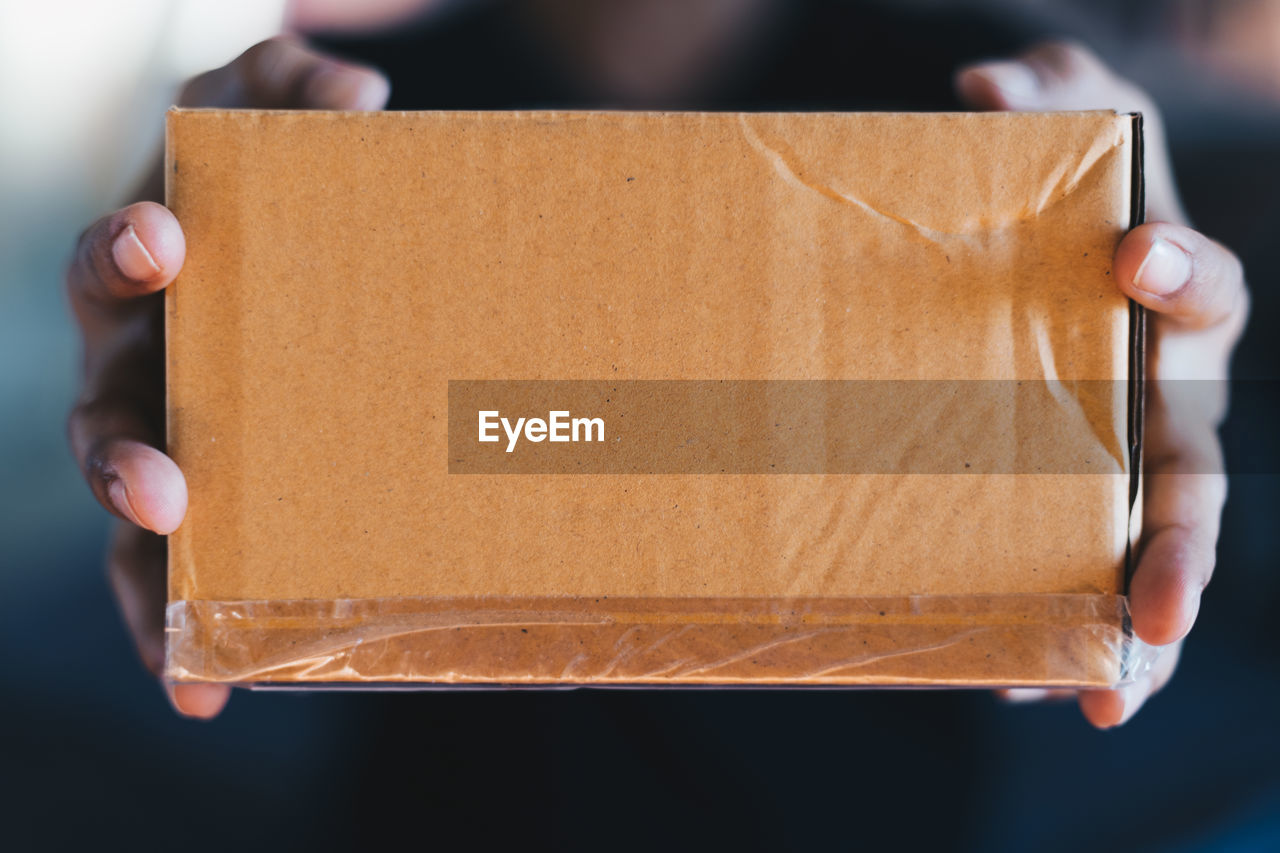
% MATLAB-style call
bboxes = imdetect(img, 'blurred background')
[1,0,1277,849]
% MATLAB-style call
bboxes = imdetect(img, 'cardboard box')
[164,108,1144,687]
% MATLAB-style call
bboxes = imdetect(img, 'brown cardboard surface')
[165,109,1143,686]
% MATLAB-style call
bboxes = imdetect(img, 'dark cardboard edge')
[1121,112,1147,675]
[163,112,175,605]
[1126,111,1147,584]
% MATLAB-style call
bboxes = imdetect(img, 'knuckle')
[232,39,282,99]
[237,36,313,102]
[181,52,254,108]
[238,37,284,73]
[66,216,107,300]
[82,434,118,484]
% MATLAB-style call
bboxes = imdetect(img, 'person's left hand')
[956,42,1249,728]
[66,37,391,719]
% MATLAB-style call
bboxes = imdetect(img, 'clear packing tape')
[166,594,1158,688]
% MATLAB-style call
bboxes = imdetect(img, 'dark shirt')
[315,1,1024,112]
[296,3,1280,849]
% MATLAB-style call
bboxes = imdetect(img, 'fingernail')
[108,478,144,528]
[112,224,161,281]
[970,61,1040,102]
[1001,688,1050,703]
[303,65,385,110]
[1134,237,1192,296]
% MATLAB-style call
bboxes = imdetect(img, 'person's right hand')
[66,37,389,719]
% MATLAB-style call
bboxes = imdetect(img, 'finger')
[131,38,392,201]
[956,41,1138,112]
[106,522,168,675]
[955,40,1187,224]
[67,200,188,533]
[78,435,188,536]
[68,310,184,535]
[67,202,184,318]
[68,336,183,533]
[1129,460,1226,646]
[996,688,1075,703]
[1078,640,1181,728]
[166,682,233,720]
[1128,501,1217,646]
[1114,223,1247,331]
[106,523,231,719]
[180,36,390,111]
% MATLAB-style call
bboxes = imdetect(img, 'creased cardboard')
[165,109,1144,686]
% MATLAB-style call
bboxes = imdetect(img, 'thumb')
[955,41,1187,225]
[1114,222,1246,331]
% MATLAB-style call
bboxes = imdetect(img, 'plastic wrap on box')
[167,594,1157,687]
